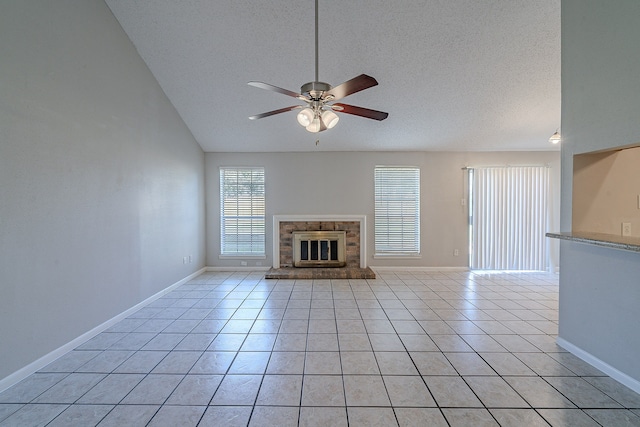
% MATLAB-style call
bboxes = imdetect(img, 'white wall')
[561,1,640,227]
[206,151,560,269]
[559,0,640,389]
[0,0,205,381]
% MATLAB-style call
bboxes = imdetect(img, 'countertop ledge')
[546,231,640,253]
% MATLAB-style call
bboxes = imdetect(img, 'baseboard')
[556,337,640,395]
[371,266,470,272]
[206,266,469,274]
[207,266,469,273]
[0,267,206,394]
[206,266,271,272]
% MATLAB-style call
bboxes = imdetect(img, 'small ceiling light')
[297,108,314,127]
[321,110,339,129]
[549,130,561,144]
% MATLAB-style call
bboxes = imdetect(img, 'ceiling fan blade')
[248,81,302,99]
[326,74,379,101]
[249,105,302,120]
[332,103,388,121]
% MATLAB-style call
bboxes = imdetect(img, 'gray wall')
[559,0,640,385]
[0,1,205,380]
[206,151,560,269]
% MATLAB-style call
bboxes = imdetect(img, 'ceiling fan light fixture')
[247,0,387,136]
[297,108,314,127]
[321,109,339,129]
[306,117,322,133]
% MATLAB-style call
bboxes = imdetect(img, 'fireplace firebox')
[293,231,346,268]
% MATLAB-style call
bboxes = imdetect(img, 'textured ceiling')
[105,0,560,152]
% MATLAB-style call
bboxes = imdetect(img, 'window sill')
[373,253,422,259]
[219,254,266,260]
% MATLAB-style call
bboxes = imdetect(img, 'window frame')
[374,165,421,257]
[219,166,266,257]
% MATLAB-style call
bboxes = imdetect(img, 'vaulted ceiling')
[105,0,560,152]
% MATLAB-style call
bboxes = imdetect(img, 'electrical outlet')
[188,255,192,263]
[183,256,188,264]
[454,249,459,256]
[240,261,248,266]
[637,194,640,210]
[622,222,632,237]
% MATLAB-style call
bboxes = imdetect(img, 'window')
[220,167,265,255]
[374,166,420,255]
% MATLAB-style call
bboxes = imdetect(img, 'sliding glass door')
[469,166,550,271]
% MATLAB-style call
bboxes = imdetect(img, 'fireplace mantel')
[272,215,367,269]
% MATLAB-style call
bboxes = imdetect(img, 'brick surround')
[279,221,360,268]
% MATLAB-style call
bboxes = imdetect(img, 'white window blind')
[470,166,549,271]
[374,166,420,255]
[220,167,265,255]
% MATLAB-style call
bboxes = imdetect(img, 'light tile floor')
[1,270,640,426]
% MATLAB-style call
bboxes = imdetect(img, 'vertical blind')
[470,166,549,270]
[220,167,265,255]
[374,166,420,255]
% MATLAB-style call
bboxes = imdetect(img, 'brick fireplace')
[272,215,367,269]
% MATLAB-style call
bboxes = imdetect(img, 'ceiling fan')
[248,0,388,133]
